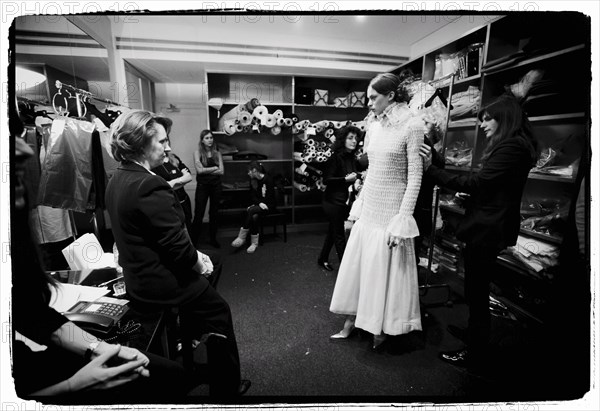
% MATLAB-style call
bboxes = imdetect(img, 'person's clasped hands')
[197,250,214,278]
[258,202,269,211]
[69,344,149,392]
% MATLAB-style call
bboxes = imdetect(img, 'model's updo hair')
[369,72,412,104]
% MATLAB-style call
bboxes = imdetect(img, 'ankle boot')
[246,234,259,253]
[231,228,249,248]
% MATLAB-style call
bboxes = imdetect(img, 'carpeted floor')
[188,230,587,404]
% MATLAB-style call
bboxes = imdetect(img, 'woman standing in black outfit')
[192,130,224,248]
[150,120,193,234]
[317,125,361,271]
[420,94,538,368]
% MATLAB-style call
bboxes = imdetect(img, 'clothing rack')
[54,80,130,117]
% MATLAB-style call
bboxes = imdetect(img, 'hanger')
[425,88,453,109]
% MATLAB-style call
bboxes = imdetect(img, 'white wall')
[154,83,208,217]
[409,15,498,58]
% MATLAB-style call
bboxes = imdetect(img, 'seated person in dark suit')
[104,110,250,398]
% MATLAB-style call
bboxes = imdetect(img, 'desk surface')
[50,268,162,353]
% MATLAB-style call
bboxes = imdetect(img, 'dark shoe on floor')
[447,325,467,342]
[238,379,251,395]
[317,260,334,271]
[439,348,470,367]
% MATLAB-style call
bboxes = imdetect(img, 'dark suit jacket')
[105,162,209,305]
[426,135,533,251]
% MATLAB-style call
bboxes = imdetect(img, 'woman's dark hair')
[198,129,219,167]
[478,94,538,165]
[332,125,362,153]
[369,72,411,104]
[110,110,170,162]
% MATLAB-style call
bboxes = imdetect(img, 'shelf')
[483,44,586,75]
[519,228,563,245]
[490,292,544,325]
[448,119,477,128]
[432,73,481,88]
[444,165,471,172]
[218,101,294,106]
[294,104,367,109]
[223,159,293,163]
[529,112,586,122]
[440,203,466,215]
[293,204,322,209]
[222,185,293,192]
[528,172,575,183]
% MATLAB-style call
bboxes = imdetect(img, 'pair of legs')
[461,243,498,359]
[179,285,243,397]
[244,205,267,234]
[318,201,349,267]
[193,182,222,246]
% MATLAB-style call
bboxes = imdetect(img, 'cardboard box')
[333,97,348,108]
[347,91,365,107]
[314,89,329,106]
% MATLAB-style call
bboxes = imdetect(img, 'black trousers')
[193,182,222,243]
[243,205,267,235]
[319,201,349,263]
[463,243,499,357]
[14,342,188,404]
[181,285,242,397]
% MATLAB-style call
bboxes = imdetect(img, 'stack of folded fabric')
[444,140,472,167]
[449,86,481,120]
[505,236,560,274]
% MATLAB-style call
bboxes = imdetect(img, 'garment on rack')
[30,136,74,244]
[37,117,96,213]
[21,126,41,209]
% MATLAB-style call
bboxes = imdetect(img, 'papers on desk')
[49,283,110,313]
[61,233,117,271]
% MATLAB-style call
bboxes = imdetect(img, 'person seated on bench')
[230,161,278,253]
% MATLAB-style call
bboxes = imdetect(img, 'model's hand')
[344,220,354,231]
[386,233,405,249]
[259,202,269,210]
[68,345,147,392]
[345,172,358,183]
[419,143,432,170]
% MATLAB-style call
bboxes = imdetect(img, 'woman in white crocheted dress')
[329,72,424,349]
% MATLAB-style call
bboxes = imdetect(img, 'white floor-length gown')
[330,101,424,336]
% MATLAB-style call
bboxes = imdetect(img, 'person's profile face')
[144,124,170,168]
[367,85,392,115]
[480,112,499,139]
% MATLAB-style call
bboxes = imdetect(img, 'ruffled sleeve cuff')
[386,214,420,238]
[348,196,364,221]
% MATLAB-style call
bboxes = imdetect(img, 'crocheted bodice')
[352,103,424,236]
